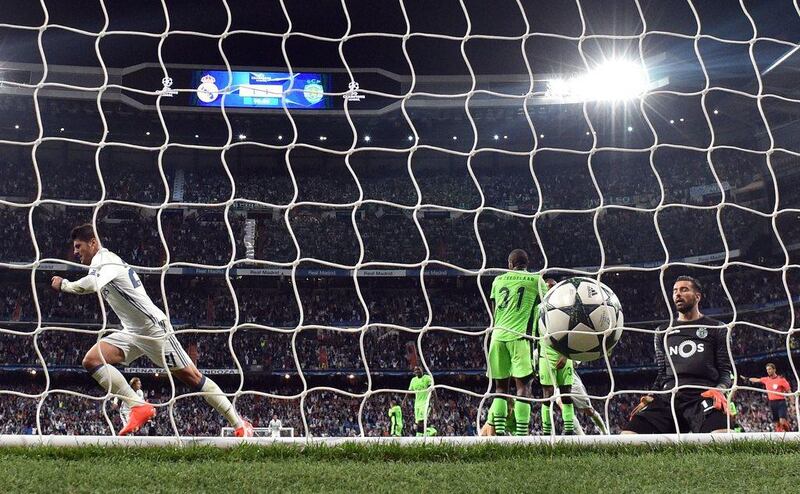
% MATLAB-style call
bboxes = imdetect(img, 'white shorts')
[103,320,192,370]
[569,373,592,410]
[120,409,131,425]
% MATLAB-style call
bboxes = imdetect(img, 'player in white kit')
[114,377,145,426]
[554,366,609,435]
[51,224,253,437]
[268,414,282,438]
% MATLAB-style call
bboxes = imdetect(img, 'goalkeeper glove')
[700,389,729,415]
[628,395,654,421]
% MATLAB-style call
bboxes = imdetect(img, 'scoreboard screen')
[191,70,330,109]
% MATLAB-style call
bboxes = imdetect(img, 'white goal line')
[1,433,799,448]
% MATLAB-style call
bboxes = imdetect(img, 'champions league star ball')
[539,277,624,362]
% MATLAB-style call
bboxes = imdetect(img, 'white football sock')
[90,365,142,407]
[573,416,585,435]
[589,409,609,435]
[199,376,242,428]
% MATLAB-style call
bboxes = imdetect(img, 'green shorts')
[414,401,430,422]
[488,338,533,380]
[538,354,574,386]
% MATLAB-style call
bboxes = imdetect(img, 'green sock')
[425,426,438,436]
[513,401,531,436]
[490,398,508,435]
[562,403,575,433]
[542,404,552,434]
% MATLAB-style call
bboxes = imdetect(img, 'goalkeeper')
[487,249,547,436]
[623,276,732,434]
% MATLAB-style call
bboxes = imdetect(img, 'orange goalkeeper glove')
[629,395,654,421]
[700,389,729,415]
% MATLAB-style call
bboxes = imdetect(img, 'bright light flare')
[546,59,649,102]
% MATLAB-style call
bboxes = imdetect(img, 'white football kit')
[568,372,591,410]
[61,248,191,370]
[269,419,282,438]
[115,388,145,425]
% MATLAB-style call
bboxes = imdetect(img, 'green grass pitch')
[1,441,798,493]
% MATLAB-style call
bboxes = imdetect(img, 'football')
[539,277,624,362]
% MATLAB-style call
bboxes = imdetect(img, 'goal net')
[0,0,798,442]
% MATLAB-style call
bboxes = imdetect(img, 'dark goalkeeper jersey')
[652,316,732,391]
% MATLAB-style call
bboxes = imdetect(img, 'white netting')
[0,0,799,440]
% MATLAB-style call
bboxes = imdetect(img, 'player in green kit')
[538,277,577,435]
[487,249,547,436]
[388,399,403,437]
[406,366,437,436]
[480,397,516,436]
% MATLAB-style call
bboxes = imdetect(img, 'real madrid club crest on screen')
[196,74,219,103]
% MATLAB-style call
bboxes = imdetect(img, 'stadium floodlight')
[14,124,19,129]
[238,133,246,140]
[493,134,499,140]
[194,134,199,139]
[59,127,65,132]
[679,118,684,122]
[546,58,649,102]
[627,126,633,132]
[670,119,675,124]
[283,373,290,379]
[364,135,371,142]
[277,135,283,140]
[145,131,151,136]
[713,109,719,115]
[407,135,413,141]
[452,135,457,140]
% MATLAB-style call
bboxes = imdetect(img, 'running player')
[406,366,436,436]
[623,276,732,434]
[51,224,253,437]
[487,249,547,436]
[113,377,144,427]
[388,399,403,437]
[741,363,793,432]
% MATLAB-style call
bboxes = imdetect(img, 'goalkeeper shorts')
[103,320,191,370]
[624,392,730,434]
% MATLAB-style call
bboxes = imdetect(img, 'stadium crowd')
[0,379,795,437]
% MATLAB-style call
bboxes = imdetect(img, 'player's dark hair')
[676,275,703,294]
[766,362,776,370]
[508,249,528,268]
[70,223,97,242]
